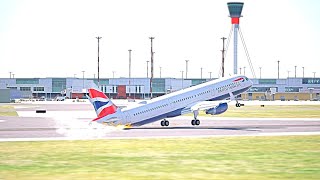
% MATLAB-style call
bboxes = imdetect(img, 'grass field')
[0,136,319,180]
[199,105,320,118]
[0,105,17,116]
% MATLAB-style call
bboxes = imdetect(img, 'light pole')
[128,49,132,98]
[221,37,226,77]
[200,67,203,79]
[185,60,189,79]
[313,72,316,78]
[82,71,85,89]
[259,67,262,79]
[146,61,149,78]
[209,72,212,79]
[277,60,280,79]
[9,72,12,79]
[181,71,184,89]
[96,36,102,87]
[243,66,246,76]
[129,49,132,79]
[12,74,15,79]
[287,70,290,78]
[239,67,242,75]
[302,67,305,78]
[294,65,297,78]
[149,37,155,99]
[159,66,162,78]
[112,71,115,78]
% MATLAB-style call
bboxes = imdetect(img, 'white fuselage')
[99,75,252,126]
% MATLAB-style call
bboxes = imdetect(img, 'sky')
[0,0,320,79]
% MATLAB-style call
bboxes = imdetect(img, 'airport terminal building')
[0,77,320,102]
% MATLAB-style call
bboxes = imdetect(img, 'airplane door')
[240,78,246,87]
[167,98,175,109]
[240,81,245,87]
[211,88,215,96]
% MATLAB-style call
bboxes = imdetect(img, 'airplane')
[87,75,252,127]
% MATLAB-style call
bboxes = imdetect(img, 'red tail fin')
[88,88,118,118]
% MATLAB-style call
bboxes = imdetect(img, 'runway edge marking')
[0,131,320,142]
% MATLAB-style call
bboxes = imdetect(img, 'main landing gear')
[191,119,200,126]
[191,110,200,126]
[160,119,170,127]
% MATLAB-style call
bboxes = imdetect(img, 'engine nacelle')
[205,102,228,115]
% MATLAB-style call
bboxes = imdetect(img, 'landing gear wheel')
[164,120,169,126]
[236,103,241,107]
[191,120,195,126]
[161,120,169,127]
[191,119,200,126]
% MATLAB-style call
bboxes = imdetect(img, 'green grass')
[0,105,18,116]
[197,105,320,118]
[1,136,320,179]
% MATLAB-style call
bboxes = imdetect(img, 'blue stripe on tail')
[93,101,110,111]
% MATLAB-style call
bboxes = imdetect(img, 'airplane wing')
[192,101,227,111]
[181,91,239,116]
[180,101,226,115]
[181,90,242,116]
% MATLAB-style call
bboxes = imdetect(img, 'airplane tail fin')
[87,88,118,118]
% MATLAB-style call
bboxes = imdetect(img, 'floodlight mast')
[227,2,244,75]
[149,37,155,99]
[96,36,102,87]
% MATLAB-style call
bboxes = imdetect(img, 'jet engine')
[205,102,228,115]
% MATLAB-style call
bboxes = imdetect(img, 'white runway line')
[1,131,320,142]
[0,120,5,123]
[206,117,320,121]
[14,105,39,109]
[255,132,320,136]
[17,111,95,118]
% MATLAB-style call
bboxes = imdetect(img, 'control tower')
[227,2,244,75]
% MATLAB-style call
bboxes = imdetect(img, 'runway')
[0,102,320,141]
